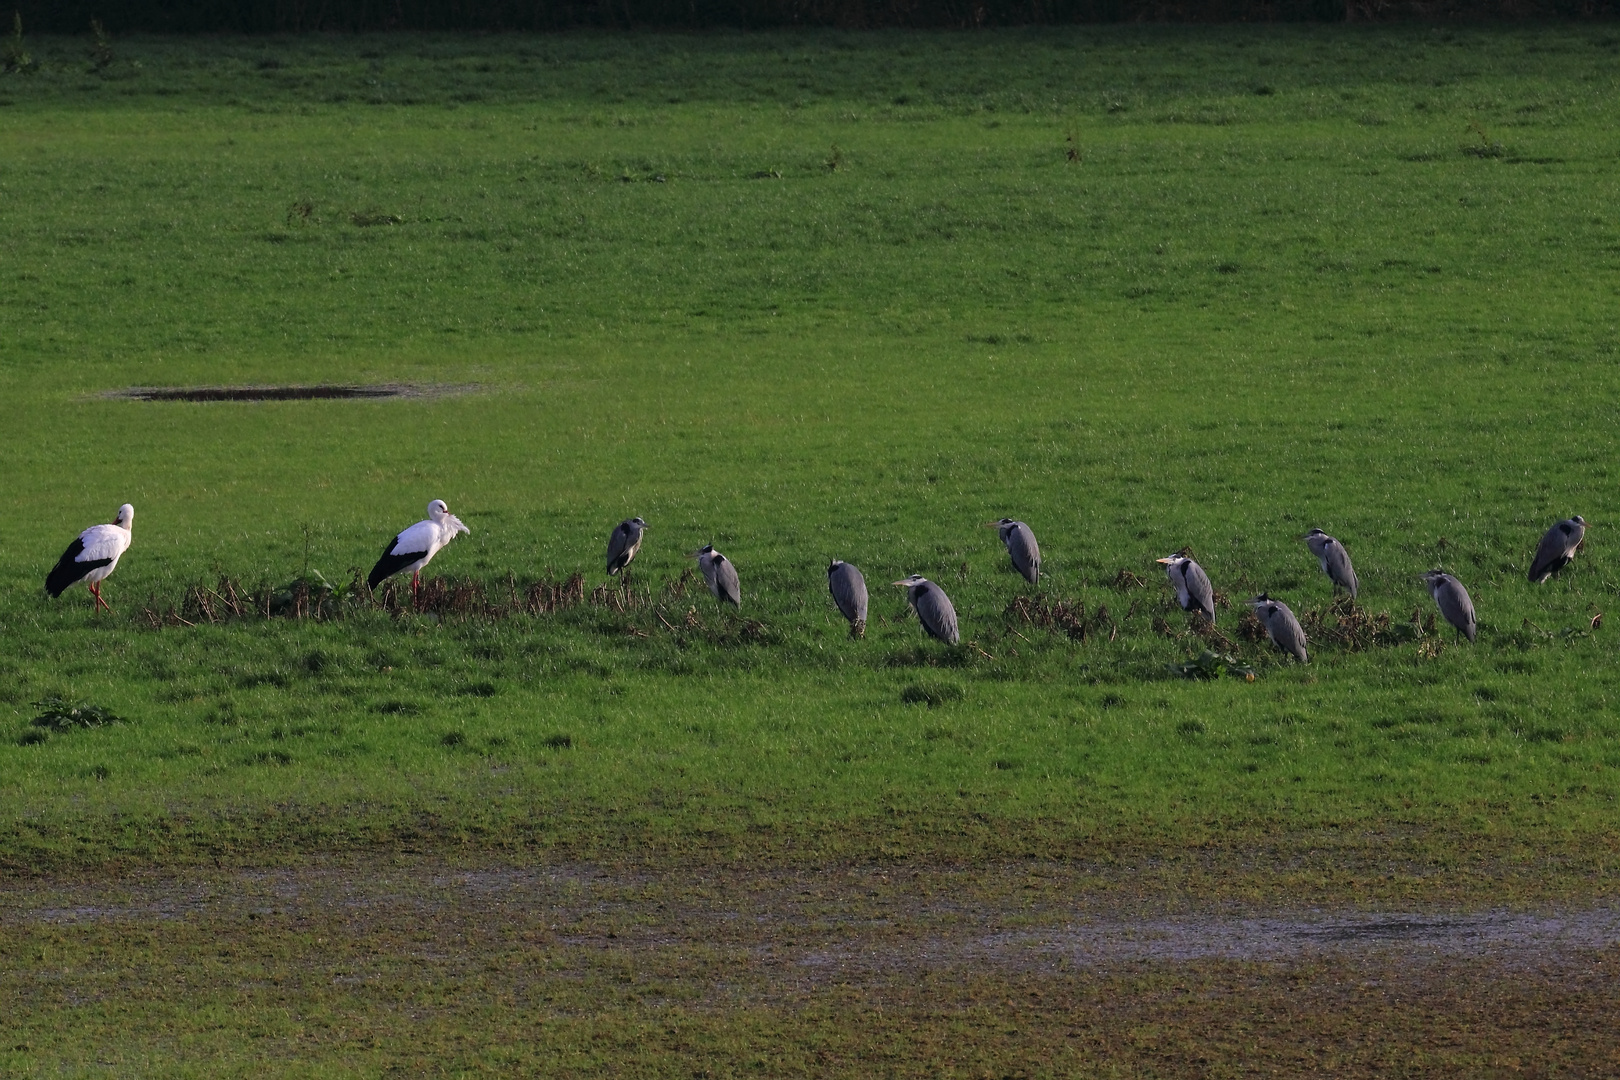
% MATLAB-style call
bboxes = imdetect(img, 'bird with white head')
[606,517,648,576]
[45,503,134,613]
[1156,551,1215,625]
[986,518,1041,585]
[827,559,869,638]
[690,544,741,608]
[893,574,960,646]
[367,499,470,606]
[1246,593,1307,663]
[1302,528,1358,599]
[1528,515,1588,584]
[1422,570,1477,643]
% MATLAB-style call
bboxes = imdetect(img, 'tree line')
[10,0,1617,35]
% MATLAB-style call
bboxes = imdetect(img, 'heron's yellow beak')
[1156,557,1174,564]
[891,580,911,588]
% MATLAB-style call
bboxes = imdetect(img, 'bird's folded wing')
[391,519,438,554]
[77,524,129,564]
[1528,531,1564,579]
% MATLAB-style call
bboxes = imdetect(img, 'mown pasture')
[7,23,1620,1077]
[1,26,1618,877]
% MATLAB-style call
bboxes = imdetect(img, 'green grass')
[2,24,1620,875]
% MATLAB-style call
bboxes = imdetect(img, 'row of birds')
[45,501,1592,661]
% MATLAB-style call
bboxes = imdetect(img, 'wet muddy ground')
[4,858,1619,1075]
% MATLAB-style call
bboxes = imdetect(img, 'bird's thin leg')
[412,571,420,610]
[91,582,112,614]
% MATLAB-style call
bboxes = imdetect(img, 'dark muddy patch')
[6,859,1620,1076]
[105,383,476,402]
[7,860,1618,981]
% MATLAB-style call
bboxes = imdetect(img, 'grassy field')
[7,23,1620,1077]
[3,26,1620,874]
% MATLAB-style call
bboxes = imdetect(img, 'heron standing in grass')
[691,545,741,608]
[605,517,647,576]
[893,574,960,645]
[1247,593,1307,662]
[987,518,1040,584]
[1157,552,1215,624]
[1422,570,1477,643]
[368,499,470,605]
[1303,528,1358,599]
[45,503,134,613]
[1528,515,1587,583]
[827,559,868,638]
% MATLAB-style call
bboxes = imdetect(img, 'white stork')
[46,503,134,613]
[368,499,470,605]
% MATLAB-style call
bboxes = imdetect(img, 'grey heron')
[690,544,741,608]
[1422,570,1476,643]
[368,499,470,604]
[1157,552,1215,624]
[827,559,868,638]
[1302,528,1358,598]
[1246,593,1307,662]
[986,518,1041,584]
[1528,515,1587,584]
[605,517,647,576]
[893,574,960,645]
[45,503,134,613]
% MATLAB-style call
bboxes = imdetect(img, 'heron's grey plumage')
[991,518,1041,585]
[1157,554,1215,624]
[1303,528,1358,598]
[1528,515,1587,584]
[605,517,646,576]
[692,545,740,608]
[1423,570,1477,643]
[893,574,960,646]
[827,559,869,637]
[1247,594,1307,662]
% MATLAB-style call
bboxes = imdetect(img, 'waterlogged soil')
[4,857,1618,1076]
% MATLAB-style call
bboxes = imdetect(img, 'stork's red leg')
[90,581,112,614]
[412,571,420,610]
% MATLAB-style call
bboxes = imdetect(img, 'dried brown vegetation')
[1004,594,1117,643]
[138,567,771,642]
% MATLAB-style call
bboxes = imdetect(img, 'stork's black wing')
[368,535,429,588]
[45,537,112,597]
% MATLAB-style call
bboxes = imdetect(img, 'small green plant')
[1168,650,1257,682]
[900,681,964,708]
[542,733,573,749]
[31,697,126,731]
[825,144,843,172]
[3,12,36,74]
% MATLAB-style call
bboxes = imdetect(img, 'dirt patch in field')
[104,383,477,402]
[4,858,1618,1074]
